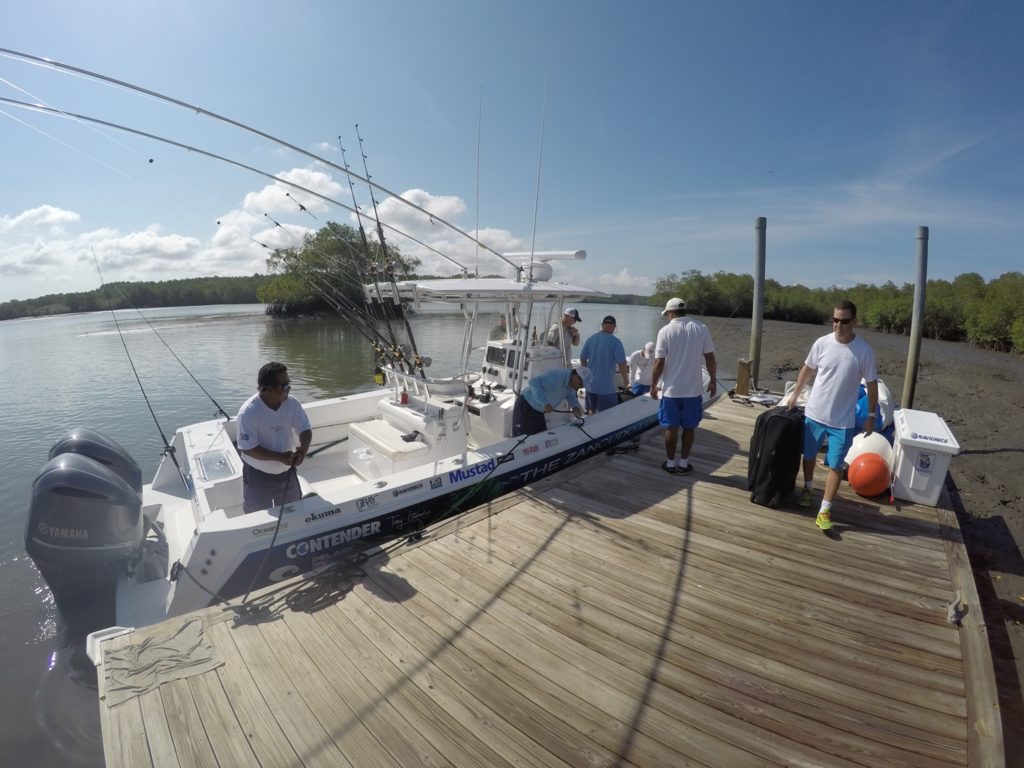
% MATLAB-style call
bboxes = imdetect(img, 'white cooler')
[891,409,960,507]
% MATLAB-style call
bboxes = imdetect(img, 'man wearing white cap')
[512,366,590,436]
[628,341,656,396]
[545,307,581,367]
[650,298,716,474]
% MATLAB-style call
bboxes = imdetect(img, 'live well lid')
[893,408,960,454]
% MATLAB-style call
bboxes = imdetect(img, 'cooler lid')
[893,409,960,454]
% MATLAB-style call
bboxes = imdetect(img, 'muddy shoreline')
[707,316,1024,760]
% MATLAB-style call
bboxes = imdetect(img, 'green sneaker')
[815,511,833,531]
[797,486,812,508]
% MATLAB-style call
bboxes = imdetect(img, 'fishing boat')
[25,253,721,632]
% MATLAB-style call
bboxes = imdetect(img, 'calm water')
[0,301,670,764]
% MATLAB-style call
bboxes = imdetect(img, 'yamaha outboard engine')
[25,429,144,611]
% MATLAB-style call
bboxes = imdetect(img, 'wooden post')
[902,226,928,409]
[736,358,751,396]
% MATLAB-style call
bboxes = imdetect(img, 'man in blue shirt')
[512,366,591,436]
[580,315,629,413]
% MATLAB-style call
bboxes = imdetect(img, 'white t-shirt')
[545,322,576,367]
[654,317,714,398]
[628,349,655,386]
[803,333,877,428]
[236,393,311,474]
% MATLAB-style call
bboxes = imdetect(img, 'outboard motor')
[25,430,144,610]
[47,427,143,494]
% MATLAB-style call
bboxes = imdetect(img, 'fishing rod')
[339,136,391,333]
[110,284,230,419]
[0,96,474,277]
[331,137,403,355]
[357,125,425,378]
[336,137,390,340]
[91,251,189,490]
[0,47,519,271]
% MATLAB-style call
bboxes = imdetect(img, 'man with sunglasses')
[236,361,313,513]
[788,300,878,531]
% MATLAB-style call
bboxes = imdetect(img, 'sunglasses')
[831,317,853,325]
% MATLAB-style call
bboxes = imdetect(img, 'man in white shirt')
[650,298,716,475]
[787,299,878,531]
[545,307,581,367]
[628,341,656,395]
[236,362,313,513]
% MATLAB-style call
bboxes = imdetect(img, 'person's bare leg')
[803,457,816,485]
[681,428,696,459]
[823,466,842,503]
[663,427,678,461]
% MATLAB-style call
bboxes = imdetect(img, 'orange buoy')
[848,452,891,497]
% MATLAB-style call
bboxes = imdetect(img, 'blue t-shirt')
[521,369,581,412]
[580,332,626,394]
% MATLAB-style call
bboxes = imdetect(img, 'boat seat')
[348,419,431,461]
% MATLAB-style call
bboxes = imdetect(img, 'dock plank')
[97,399,1003,768]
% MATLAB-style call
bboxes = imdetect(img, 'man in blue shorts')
[787,299,878,531]
[650,298,716,475]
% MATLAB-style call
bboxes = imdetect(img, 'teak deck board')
[97,398,1004,767]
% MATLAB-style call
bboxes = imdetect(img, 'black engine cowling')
[25,430,144,607]
[47,427,143,494]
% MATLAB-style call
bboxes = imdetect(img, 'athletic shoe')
[815,511,833,531]
[797,487,812,508]
[661,462,677,474]
[676,464,694,475]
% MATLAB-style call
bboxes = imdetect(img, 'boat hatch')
[197,450,235,482]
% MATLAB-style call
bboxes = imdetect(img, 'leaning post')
[747,217,766,390]
[902,226,928,409]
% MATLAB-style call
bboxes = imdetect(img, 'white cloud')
[592,269,655,295]
[0,204,79,234]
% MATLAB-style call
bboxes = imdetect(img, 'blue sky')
[1,1,1021,302]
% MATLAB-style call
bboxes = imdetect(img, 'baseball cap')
[563,307,581,322]
[644,341,655,354]
[571,366,593,389]
[661,297,686,315]
[602,315,617,325]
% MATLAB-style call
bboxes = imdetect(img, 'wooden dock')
[95,399,1004,767]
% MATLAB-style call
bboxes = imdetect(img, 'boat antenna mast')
[514,72,550,392]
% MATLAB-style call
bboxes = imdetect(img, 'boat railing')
[383,367,477,401]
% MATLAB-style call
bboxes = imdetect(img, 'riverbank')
[706,316,1024,760]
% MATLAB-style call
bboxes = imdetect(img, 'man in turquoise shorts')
[788,299,878,531]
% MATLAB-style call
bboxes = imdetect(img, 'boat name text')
[286,521,382,558]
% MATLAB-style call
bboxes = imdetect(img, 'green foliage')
[0,275,271,321]
[1010,316,1024,355]
[260,222,421,315]
[654,270,753,317]
[964,272,1024,351]
[651,269,1024,354]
